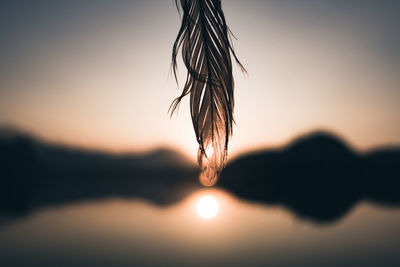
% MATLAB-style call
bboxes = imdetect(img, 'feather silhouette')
[170,0,246,185]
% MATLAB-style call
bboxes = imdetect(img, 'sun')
[196,196,218,219]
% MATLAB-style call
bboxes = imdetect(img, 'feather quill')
[170,0,245,185]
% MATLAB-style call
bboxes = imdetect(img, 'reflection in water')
[196,196,218,219]
[0,188,399,266]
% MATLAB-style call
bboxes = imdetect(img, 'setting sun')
[196,196,218,219]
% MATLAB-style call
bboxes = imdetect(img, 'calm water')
[0,188,399,267]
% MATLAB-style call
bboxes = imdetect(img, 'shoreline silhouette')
[1,126,399,224]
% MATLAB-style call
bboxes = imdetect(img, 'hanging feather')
[170,0,246,186]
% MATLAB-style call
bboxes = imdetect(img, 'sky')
[0,0,399,159]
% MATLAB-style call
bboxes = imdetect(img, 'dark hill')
[219,131,400,223]
[1,127,399,224]
[0,127,199,220]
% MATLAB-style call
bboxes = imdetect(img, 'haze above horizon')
[0,0,399,160]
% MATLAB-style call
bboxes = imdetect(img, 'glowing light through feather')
[170,0,246,187]
[199,144,222,186]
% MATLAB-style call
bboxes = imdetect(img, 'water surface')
[1,188,399,266]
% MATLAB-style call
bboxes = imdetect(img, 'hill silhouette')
[0,127,399,224]
[219,131,400,223]
[0,127,200,221]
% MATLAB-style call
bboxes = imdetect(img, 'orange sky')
[0,0,399,159]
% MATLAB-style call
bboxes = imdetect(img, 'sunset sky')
[1,0,399,159]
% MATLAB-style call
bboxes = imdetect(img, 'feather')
[170,0,246,185]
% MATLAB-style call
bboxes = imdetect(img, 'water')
[0,188,399,267]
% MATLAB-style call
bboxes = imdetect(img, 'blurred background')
[0,0,399,266]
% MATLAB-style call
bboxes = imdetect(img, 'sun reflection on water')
[186,188,234,223]
[196,195,218,219]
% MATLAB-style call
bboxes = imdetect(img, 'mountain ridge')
[219,131,400,223]
[1,126,399,224]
